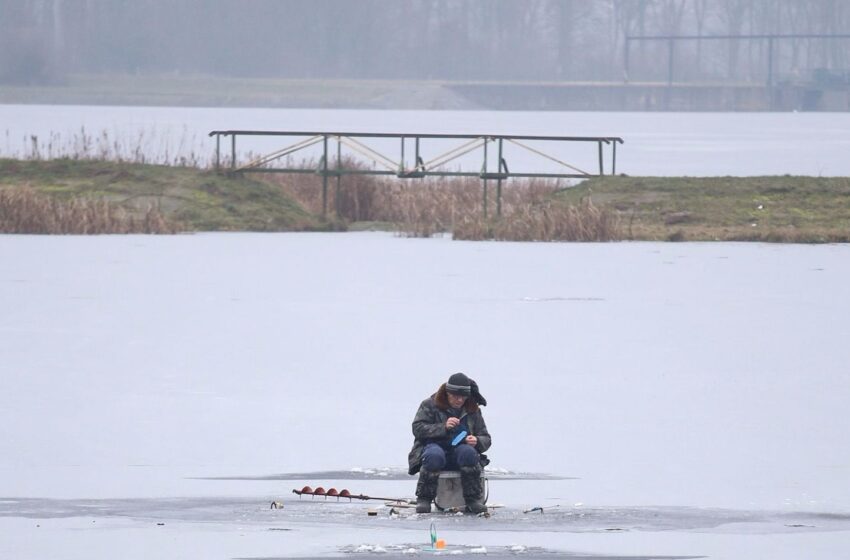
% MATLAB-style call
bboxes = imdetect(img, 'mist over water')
[2,2,848,87]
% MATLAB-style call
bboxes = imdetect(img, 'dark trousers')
[421,442,479,471]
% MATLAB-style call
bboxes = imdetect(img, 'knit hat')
[446,372,472,395]
[446,372,487,406]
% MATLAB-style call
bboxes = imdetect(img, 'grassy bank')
[2,158,848,242]
[0,159,322,232]
[561,176,850,242]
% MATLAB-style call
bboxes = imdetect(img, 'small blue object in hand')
[451,430,468,446]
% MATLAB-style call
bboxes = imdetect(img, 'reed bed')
[263,160,621,241]
[453,198,620,242]
[3,127,207,167]
[0,186,180,234]
[3,132,620,240]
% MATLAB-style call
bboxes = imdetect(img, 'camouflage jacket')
[407,383,492,475]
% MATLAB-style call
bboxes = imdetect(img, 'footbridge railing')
[208,130,624,217]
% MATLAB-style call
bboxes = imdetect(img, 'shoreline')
[3,74,849,112]
[1,158,848,242]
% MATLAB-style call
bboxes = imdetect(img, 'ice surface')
[200,467,567,481]
[2,105,850,176]
[1,232,849,559]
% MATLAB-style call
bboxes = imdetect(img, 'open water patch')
[243,543,705,560]
[336,543,703,559]
[2,497,848,536]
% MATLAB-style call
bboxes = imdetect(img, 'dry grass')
[7,128,207,167]
[454,198,620,241]
[7,129,846,243]
[262,160,621,241]
[0,185,181,234]
[563,176,850,243]
[1,130,619,241]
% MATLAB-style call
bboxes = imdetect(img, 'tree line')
[1,0,848,85]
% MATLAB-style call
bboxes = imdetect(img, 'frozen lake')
[1,233,849,559]
[2,104,850,176]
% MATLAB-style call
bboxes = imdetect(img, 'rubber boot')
[415,469,440,513]
[459,465,487,514]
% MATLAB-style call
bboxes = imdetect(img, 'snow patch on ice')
[351,467,394,477]
[353,544,388,553]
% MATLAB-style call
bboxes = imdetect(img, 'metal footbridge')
[209,130,624,217]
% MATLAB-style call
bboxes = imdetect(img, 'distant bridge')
[209,130,624,217]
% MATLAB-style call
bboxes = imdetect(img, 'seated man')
[408,372,491,514]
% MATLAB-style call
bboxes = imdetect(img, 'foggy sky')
[1,0,848,85]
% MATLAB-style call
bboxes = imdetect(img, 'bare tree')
[1,0,846,86]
